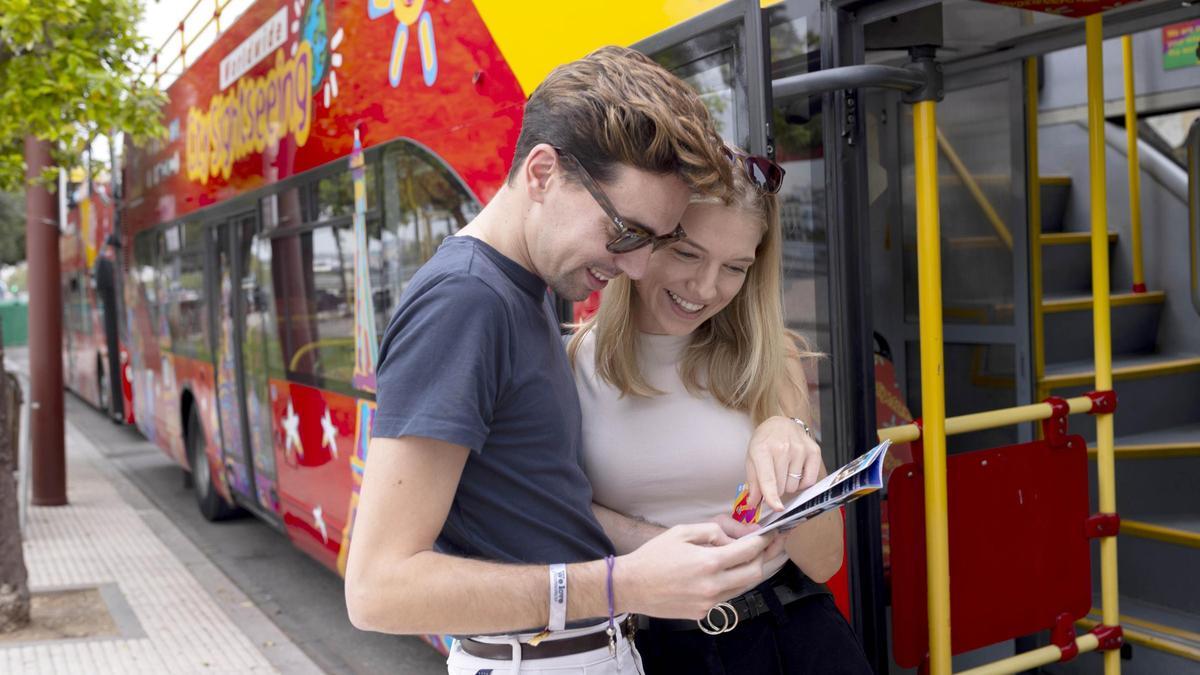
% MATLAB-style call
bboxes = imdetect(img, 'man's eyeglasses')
[721,146,785,194]
[554,148,687,254]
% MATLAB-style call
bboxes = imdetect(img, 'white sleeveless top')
[573,330,756,526]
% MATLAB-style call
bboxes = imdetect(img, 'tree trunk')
[0,329,31,633]
[26,136,66,506]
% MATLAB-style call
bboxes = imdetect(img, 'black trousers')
[100,295,123,419]
[635,593,874,674]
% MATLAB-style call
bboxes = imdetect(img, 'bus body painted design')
[118,0,732,655]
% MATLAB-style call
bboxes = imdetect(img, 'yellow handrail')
[1087,15,1122,675]
[1027,58,1046,399]
[1122,35,1147,293]
[914,99,953,675]
[957,633,1101,675]
[877,395,1096,444]
[936,128,1014,250]
[289,337,355,371]
[1079,616,1200,663]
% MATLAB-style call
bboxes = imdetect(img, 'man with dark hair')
[93,234,123,422]
[344,47,778,673]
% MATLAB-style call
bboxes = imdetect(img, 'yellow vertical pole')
[1122,35,1146,293]
[1027,58,1046,394]
[914,99,952,675]
[1086,16,1121,675]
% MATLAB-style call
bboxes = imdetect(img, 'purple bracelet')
[605,555,616,634]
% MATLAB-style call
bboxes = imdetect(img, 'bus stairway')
[1033,172,1200,673]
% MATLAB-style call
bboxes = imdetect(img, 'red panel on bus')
[976,0,1144,18]
[887,436,1092,668]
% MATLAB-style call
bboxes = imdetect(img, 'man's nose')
[615,246,653,281]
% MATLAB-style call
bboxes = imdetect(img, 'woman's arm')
[745,351,845,582]
[782,482,845,582]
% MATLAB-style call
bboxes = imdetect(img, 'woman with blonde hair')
[569,147,873,673]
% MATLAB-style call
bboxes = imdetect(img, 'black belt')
[460,617,636,661]
[637,566,827,633]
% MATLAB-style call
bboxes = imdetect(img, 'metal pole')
[24,136,66,506]
[914,98,952,675]
[1027,58,1046,401]
[1121,35,1146,294]
[1086,16,1121,675]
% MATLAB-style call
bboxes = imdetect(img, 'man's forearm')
[591,503,665,554]
[347,550,615,636]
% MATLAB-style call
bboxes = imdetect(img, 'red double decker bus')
[61,176,136,423]
[116,0,798,655]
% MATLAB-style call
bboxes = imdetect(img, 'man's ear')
[522,144,559,205]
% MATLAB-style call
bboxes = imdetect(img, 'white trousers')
[446,616,644,675]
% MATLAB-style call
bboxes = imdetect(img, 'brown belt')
[460,618,635,661]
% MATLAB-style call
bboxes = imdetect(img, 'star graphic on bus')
[368,0,439,88]
[313,504,328,543]
[321,407,338,457]
[283,400,304,458]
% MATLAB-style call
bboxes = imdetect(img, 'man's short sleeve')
[372,274,510,452]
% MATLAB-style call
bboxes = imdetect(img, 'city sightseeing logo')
[185,40,314,185]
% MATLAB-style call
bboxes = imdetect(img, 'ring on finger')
[787,472,803,480]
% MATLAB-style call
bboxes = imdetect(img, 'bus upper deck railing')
[136,0,236,86]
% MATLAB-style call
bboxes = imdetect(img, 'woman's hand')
[745,415,826,512]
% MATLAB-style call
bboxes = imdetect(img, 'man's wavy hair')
[507,46,732,197]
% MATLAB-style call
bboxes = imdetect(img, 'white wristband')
[548,563,567,632]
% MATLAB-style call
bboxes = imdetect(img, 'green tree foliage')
[0,0,166,191]
[0,192,23,266]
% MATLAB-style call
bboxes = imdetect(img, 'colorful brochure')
[739,439,893,538]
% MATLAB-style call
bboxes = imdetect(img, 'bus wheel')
[186,408,238,521]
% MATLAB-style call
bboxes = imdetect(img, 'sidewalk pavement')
[1,355,324,674]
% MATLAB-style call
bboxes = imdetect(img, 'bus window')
[375,141,481,342]
[653,23,749,151]
[133,231,159,323]
[263,184,304,231]
[274,223,356,388]
[303,163,377,223]
[164,222,211,360]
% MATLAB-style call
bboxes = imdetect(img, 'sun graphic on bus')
[368,0,439,88]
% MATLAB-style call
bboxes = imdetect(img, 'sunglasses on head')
[554,148,687,254]
[720,146,785,194]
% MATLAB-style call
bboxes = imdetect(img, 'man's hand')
[709,513,759,539]
[708,514,789,596]
[745,415,826,512]
[617,523,774,620]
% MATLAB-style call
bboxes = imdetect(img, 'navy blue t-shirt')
[373,236,614,564]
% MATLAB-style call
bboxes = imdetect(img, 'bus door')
[635,0,879,656]
[211,212,280,522]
